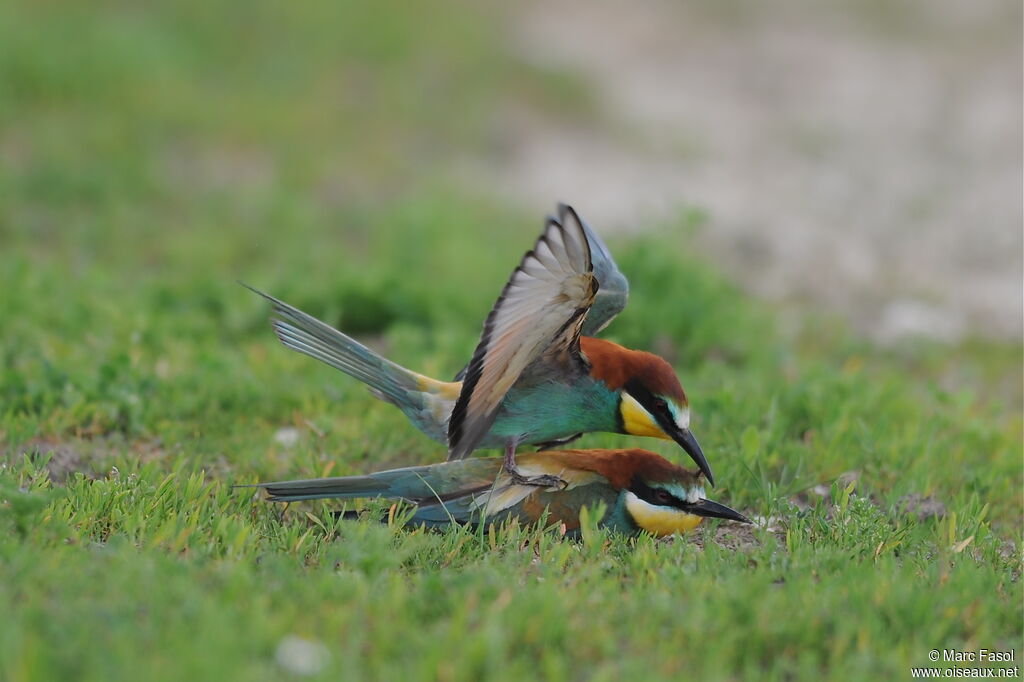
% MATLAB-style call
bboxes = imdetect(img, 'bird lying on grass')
[248,204,714,489]
[251,448,748,538]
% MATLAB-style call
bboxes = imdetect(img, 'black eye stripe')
[630,477,687,509]
[625,380,675,428]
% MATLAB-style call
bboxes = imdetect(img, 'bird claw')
[504,441,567,490]
[508,471,567,490]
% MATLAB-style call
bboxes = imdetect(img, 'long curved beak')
[686,498,750,524]
[671,427,715,488]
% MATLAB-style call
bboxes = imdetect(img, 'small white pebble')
[811,484,831,498]
[275,635,328,677]
[274,427,301,448]
[752,515,782,532]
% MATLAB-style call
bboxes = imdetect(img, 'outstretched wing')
[450,212,627,381]
[446,204,597,460]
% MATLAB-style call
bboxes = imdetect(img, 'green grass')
[1,2,1021,681]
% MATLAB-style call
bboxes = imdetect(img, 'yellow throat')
[619,393,669,439]
[624,491,703,536]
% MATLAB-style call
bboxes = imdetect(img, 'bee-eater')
[248,204,713,488]
[252,448,748,537]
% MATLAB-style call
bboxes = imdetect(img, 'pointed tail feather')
[257,473,396,503]
[243,283,421,407]
[252,459,502,504]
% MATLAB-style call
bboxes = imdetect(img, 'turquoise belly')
[474,379,619,449]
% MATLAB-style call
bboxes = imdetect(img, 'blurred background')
[2,0,1019,345]
[497,0,1023,344]
[2,7,1021,677]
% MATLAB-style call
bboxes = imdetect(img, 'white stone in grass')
[751,515,783,533]
[274,427,301,448]
[275,635,328,676]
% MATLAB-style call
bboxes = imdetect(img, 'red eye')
[653,398,668,413]
[654,490,672,504]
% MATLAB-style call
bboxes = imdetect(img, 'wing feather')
[447,205,597,460]
[449,208,627,381]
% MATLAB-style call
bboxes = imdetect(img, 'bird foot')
[507,469,567,490]
[504,441,567,489]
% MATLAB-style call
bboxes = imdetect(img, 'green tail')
[254,458,503,504]
[243,284,422,408]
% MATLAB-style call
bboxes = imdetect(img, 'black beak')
[671,427,715,488]
[685,498,751,524]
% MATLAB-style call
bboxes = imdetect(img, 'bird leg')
[504,440,566,489]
